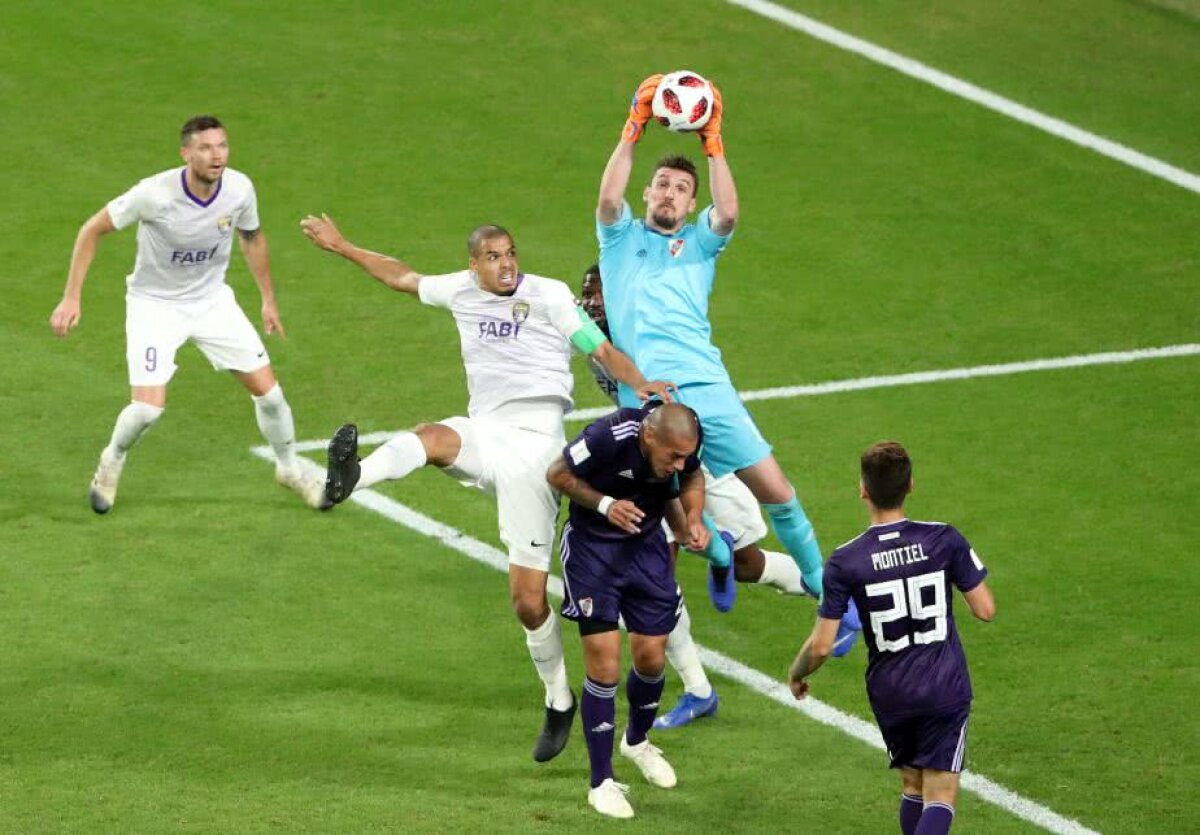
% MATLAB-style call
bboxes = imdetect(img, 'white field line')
[281,343,1200,453]
[725,0,1200,196]
[251,446,1099,833]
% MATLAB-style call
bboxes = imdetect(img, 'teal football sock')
[701,512,732,568]
[764,497,824,594]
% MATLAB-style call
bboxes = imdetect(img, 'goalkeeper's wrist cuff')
[622,118,647,143]
[700,134,724,157]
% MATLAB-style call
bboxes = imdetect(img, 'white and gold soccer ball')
[651,70,715,132]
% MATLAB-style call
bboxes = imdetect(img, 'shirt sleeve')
[105,177,159,230]
[596,201,634,249]
[235,180,260,231]
[417,271,467,309]
[542,279,586,340]
[945,527,988,592]
[695,205,733,258]
[563,420,615,482]
[817,555,851,620]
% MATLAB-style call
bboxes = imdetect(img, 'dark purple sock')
[899,794,924,835]
[624,666,665,747]
[582,677,618,789]
[914,802,955,835]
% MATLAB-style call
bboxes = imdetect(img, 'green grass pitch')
[1,1,1197,831]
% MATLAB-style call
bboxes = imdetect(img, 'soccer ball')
[651,70,714,132]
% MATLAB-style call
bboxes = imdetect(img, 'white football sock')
[252,384,298,471]
[104,401,164,461]
[666,604,712,699]
[524,610,573,710]
[757,549,808,595]
[356,432,427,490]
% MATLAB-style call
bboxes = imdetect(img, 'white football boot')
[619,735,677,788]
[587,778,634,819]
[89,449,124,514]
[276,466,332,510]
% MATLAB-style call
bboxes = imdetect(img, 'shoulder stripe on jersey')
[909,520,949,527]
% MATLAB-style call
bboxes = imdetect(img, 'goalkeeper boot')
[88,448,124,515]
[325,423,361,505]
[832,598,862,658]
[706,531,738,613]
[588,779,634,819]
[653,689,719,730]
[533,691,576,762]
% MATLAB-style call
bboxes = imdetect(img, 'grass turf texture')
[1,0,1197,831]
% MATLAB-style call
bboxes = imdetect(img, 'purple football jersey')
[562,403,702,542]
[819,519,988,717]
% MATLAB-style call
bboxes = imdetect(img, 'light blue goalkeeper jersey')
[596,201,734,406]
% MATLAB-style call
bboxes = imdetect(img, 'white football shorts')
[125,284,268,386]
[664,466,768,550]
[437,412,564,573]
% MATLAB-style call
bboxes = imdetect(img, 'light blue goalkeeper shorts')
[621,381,772,478]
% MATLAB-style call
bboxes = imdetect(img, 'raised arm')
[50,207,117,337]
[300,213,423,295]
[700,84,738,235]
[598,74,663,225]
[237,228,285,337]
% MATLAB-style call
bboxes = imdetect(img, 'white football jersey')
[418,271,586,418]
[106,166,260,302]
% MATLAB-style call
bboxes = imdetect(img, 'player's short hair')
[180,115,224,146]
[652,154,699,195]
[861,441,912,510]
[467,224,513,257]
[581,263,600,289]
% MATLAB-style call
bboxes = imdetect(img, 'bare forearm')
[239,232,276,300]
[63,227,100,300]
[788,637,828,683]
[547,460,606,511]
[595,344,648,390]
[708,155,739,234]
[333,240,420,294]
[598,141,635,223]
[677,470,705,520]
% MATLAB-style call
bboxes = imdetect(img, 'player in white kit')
[49,116,327,513]
[299,214,674,763]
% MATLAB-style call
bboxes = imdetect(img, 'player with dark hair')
[547,401,708,818]
[595,75,860,649]
[788,442,995,835]
[300,213,673,764]
[50,115,328,512]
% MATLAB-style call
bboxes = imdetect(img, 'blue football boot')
[653,689,719,730]
[706,531,738,613]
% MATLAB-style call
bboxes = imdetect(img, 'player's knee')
[251,382,286,414]
[630,645,667,677]
[510,591,549,629]
[414,422,461,467]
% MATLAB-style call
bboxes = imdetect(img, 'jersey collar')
[180,167,222,208]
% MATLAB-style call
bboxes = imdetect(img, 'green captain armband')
[569,307,608,354]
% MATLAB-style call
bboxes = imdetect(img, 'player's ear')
[858,480,868,500]
[906,478,914,496]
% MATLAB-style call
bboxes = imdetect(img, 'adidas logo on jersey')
[618,469,634,479]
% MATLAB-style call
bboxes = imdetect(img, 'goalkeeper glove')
[698,82,724,157]
[622,73,664,143]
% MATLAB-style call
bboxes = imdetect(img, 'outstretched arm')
[788,617,841,698]
[598,74,663,225]
[50,207,116,337]
[237,229,285,337]
[300,213,423,295]
[589,340,675,403]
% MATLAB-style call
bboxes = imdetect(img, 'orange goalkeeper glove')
[698,82,724,157]
[622,73,664,143]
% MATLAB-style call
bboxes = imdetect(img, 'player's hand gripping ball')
[651,70,715,132]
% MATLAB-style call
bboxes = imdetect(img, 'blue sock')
[624,666,665,746]
[700,512,732,568]
[582,677,617,788]
[915,802,955,835]
[900,794,924,835]
[764,496,824,594]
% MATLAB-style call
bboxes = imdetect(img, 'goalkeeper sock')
[757,549,808,595]
[252,385,298,472]
[105,401,163,461]
[700,512,732,568]
[624,666,665,747]
[524,610,573,711]
[357,432,427,490]
[582,676,618,788]
[764,495,824,595]
[666,604,712,699]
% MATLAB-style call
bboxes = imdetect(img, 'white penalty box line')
[725,0,1200,196]
[244,345,1197,833]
